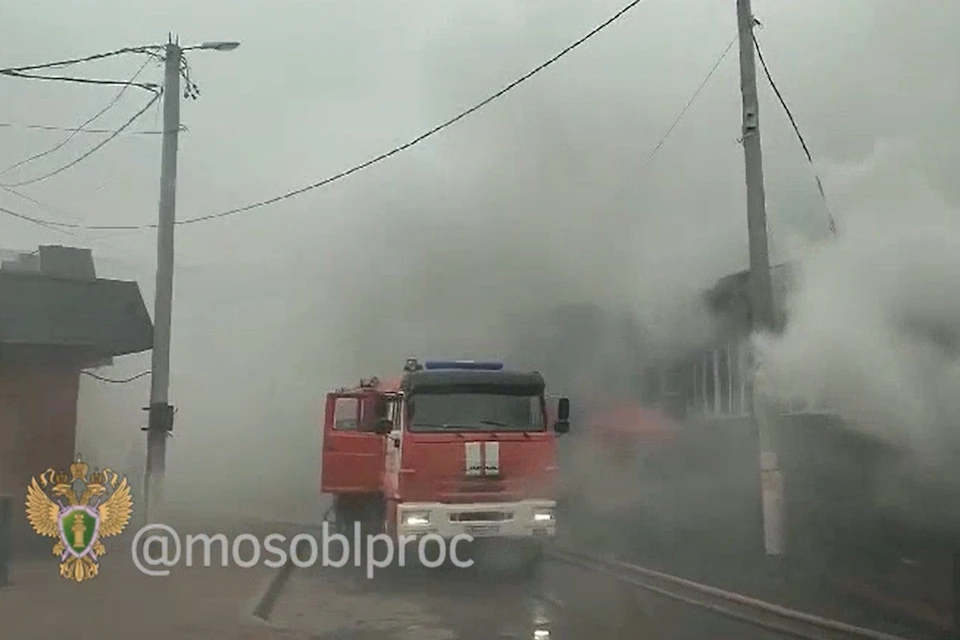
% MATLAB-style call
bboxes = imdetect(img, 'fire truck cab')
[320,358,570,572]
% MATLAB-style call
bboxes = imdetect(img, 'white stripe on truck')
[465,442,482,476]
[484,441,500,476]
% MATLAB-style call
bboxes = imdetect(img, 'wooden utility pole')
[736,0,784,557]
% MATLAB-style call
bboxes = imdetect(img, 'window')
[391,398,403,430]
[704,353,716,414]
[332,397,360,431]
[685,355,707,417]
[719,346,731,415]
[737,344,753,414]
[682,340,753,418]
[408,393,545,432]
[357,396,388,432]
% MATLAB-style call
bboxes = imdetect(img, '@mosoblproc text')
[130,522,476,578]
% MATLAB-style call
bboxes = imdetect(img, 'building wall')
[646,331,942,572]
[0,356,80,548]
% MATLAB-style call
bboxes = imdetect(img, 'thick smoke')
[73,3,751,525]
[754,139,960,529]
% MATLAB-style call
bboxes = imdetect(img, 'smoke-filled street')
[4,1,960,639]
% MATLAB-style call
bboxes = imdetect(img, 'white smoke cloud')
[754,139,960,526]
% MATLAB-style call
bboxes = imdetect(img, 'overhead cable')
[4,0,650,231]
[0,45,162,74]
[752,30,837,235]
[0,92,161,188]
[175,0,651,226]
[81,370,152,384]
[1,56,156,177]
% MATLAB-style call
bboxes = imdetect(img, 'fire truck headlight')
[533,508,554,523]
[403,511,431,526]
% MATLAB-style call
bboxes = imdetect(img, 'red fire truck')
[320,358,570,573]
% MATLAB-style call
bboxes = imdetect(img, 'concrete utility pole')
[143,36,239,524]
[735,0,784,557]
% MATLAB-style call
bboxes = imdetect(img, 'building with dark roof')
[643,264,960,623]
[0,245,152,545]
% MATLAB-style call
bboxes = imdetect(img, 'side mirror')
[554,397,570,434]
[373,418,392,435]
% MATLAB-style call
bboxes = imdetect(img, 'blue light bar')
[423,360,504,371]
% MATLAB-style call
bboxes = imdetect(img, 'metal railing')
[549,546,915,640]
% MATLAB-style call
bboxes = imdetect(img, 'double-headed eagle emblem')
[25,454,133,582]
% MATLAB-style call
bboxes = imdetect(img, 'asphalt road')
[3,511,857,640]
[266,557,789,640]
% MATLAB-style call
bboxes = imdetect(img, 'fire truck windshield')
[408,392,545,432]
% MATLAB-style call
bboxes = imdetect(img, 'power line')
[0,122,184,134]
[1,57,155,177]
[642,35,737,165]
[173,0,650,226]
[0,68,159,92]
[0,199,144,231]
[81,369,151,384]
[0,202,83,235]
[752,30,836,236]
[0,45,162,74]
[0,188,167,260]
[1,184,89,227]
[0,92,161,188]
[1,43,202,102]
[0,30,737,236]
[596,33,736,216]
[0,0,650,232]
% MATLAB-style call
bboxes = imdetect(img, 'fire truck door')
[320,392,385,494]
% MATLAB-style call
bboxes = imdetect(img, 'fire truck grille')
[449,511,512,522]
[456,481,504,492]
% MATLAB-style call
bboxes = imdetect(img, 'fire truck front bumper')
[395,499,556,540]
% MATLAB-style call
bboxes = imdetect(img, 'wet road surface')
[266,557,790,640]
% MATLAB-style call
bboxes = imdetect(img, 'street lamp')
[190,41,241,52]
[143,36,239,524]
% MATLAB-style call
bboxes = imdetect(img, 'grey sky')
[4,0,959,517]
[0,0,942,254]
[1,0,954,263]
